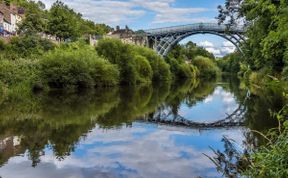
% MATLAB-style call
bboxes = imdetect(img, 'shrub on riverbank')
[96,38,171,84]
[165,57,199,79]
[40,46,119,89]
[134,55,153,83]
[0,59,39,87]
[245,128,288,177]
[0,39,5,51]
[192,56,220,79]
[7,35,56,59]
[244,101,288,177]
[217,52,241,74]
[133,46,171,81]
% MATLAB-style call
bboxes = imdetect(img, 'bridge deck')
[145,23,245,36]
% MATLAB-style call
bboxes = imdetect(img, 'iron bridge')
[144,23,246,57]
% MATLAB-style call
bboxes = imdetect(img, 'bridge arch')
[144,23,246,57]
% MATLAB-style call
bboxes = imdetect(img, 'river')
[0,77,285,178]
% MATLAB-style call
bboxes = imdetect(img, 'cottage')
[0,3,24,36]
[107,26,147,46]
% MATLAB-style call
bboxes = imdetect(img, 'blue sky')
[41,0,235,56]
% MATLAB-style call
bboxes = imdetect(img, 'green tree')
[192,56,220,79]
[47,0,81,41]
[18,1,47,35]
[218,0,288,75]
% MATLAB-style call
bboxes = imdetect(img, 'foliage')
[133,46,171,81]
[0,58,40,94]
[283,66,288,81]
[166,42,216,79]
[0,39,5,51]
[96,38,171,84]
[40,44,119,89]
[134,55,153,83]
[95,38,138,84]
[246,130,288,177]
[218,0,288,77]
[94,24,112,35]
[7,35,55,58]
[217,52,241,74]
[165,57,198,79]
[17,1,47,35]
[47,0,81,41]
[244,104,288,177]
[168,42,215,61]
[192,56,220,79]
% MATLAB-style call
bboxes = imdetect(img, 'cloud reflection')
[0,123,246,178]
[178,86,239,122]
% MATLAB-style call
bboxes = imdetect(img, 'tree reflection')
[207,78,286,177]
[0,76,284,169]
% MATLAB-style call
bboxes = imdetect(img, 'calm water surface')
[0,78,284,178]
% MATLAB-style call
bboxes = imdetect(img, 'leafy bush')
[245,122,288,177]
[0,39,5,51]
[8,35,56,58]
[134,55,153,83]
[165,57,198,79]
[133,46,171,81]
[40,46,119,89]
[96,38,138,84]
[0,59,39,86]
[217,52,241,74]
[192,56,219,79]
[282,66,288,81]
[96,38,171,84]
[248,68,274,86]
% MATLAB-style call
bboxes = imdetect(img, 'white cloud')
[221,41,236,55]
[199,40,214,48]
[207,47,222,55]
[198,40,221,56]
[40,0,210,26]
[197,40,236,57]
[41,0,146,25]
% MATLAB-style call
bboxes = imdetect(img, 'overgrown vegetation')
[40,44,120,89]
[217,52,241,74]
[96,38,172,84]
[2,0,112,39]
[0,35,215,94]
[0,0,219,94]
[217,0,288,83]
[167,42,219,79]
[209,96,288,177]
[192,56,219,79]
[210,1,288,176]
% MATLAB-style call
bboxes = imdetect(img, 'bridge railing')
[144,23,245,35]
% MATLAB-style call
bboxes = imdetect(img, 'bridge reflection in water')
[0,77,283,178]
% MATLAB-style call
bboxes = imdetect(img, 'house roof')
[0,3,11,23]
[0,3,24,24]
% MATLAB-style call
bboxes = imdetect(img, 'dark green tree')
[47,0,81,41]
[218,0,288,74]
[18,1,47,35]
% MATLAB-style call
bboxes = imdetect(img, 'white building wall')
[10,13,17,32]
[3,21,11,32]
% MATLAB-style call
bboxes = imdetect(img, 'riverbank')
[0,36,219,100]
